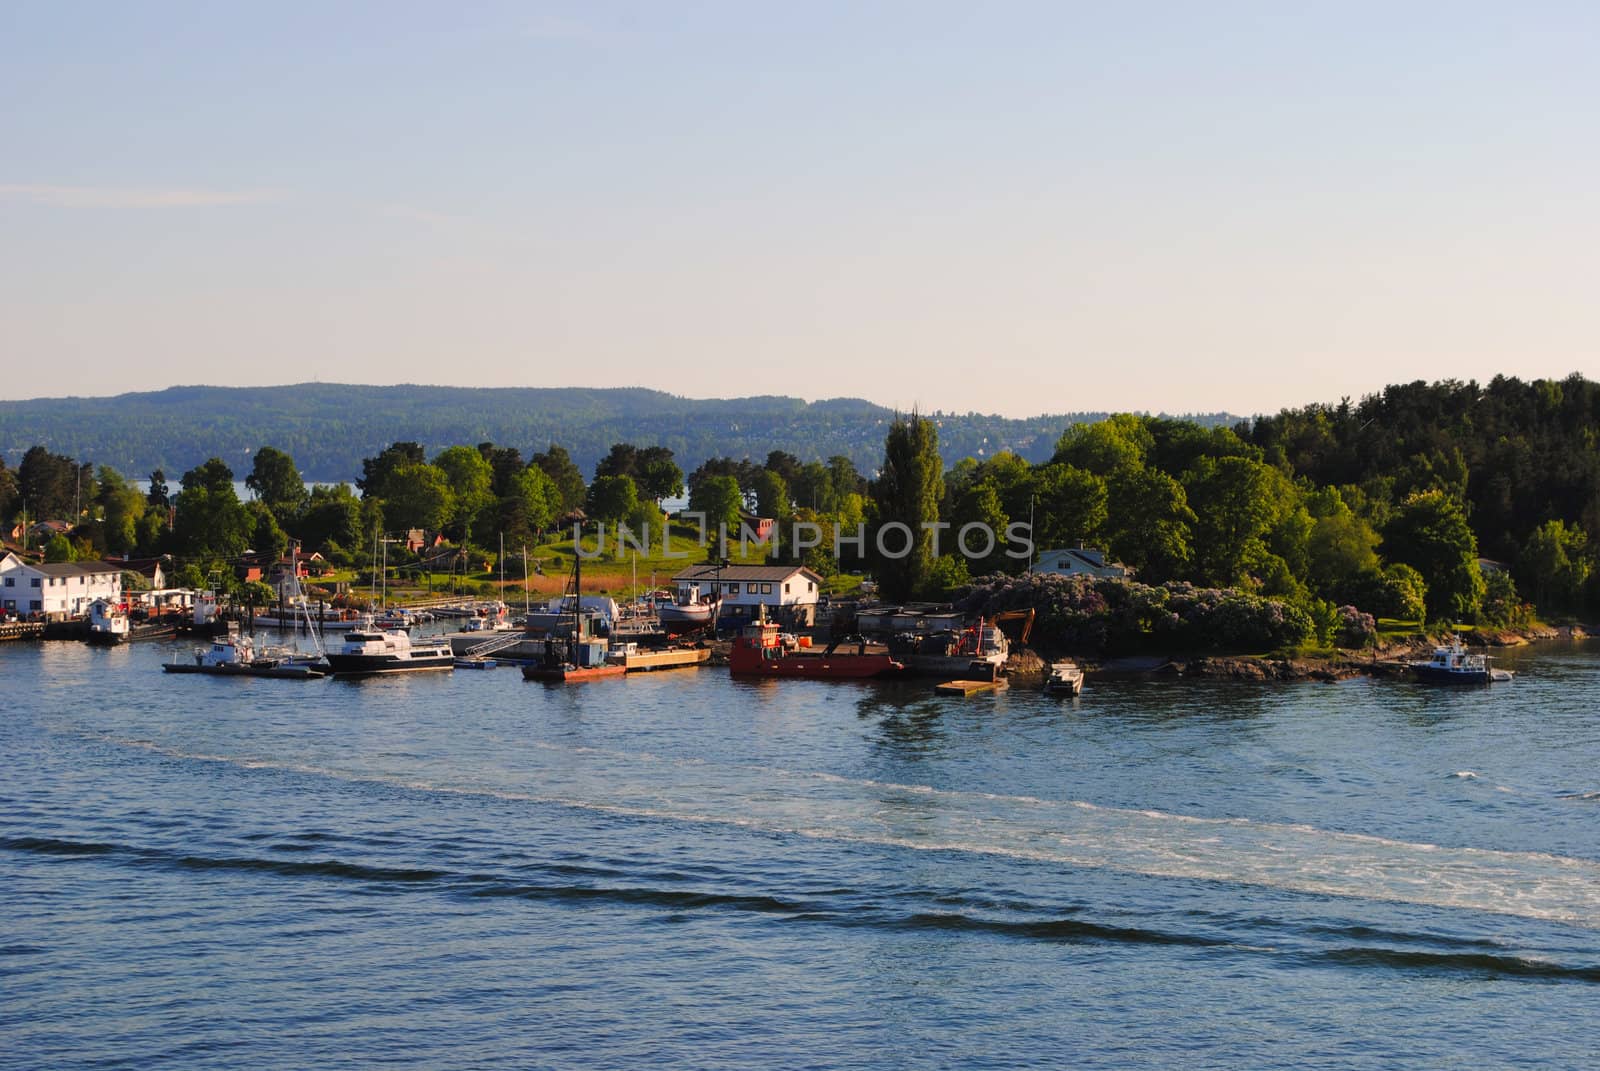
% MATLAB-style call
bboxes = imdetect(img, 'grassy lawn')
[306,525,874,604]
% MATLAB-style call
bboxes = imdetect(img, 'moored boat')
[1044,660,1085,696]
[325,620,454,676]
[729,620,903,679]
[1409,635,1512,685]
[162,626,327,679]
[86,599,131,646]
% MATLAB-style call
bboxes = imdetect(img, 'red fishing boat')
[729,620,903,679]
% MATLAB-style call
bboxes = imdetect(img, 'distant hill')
[0,383,1238,481]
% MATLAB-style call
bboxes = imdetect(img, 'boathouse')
[670,563,823,628]
[0,552,124,620]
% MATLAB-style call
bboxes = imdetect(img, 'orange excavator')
[987,608,1036,646]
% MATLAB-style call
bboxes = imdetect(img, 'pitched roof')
[22,560,124,578]
[671,564,823,584]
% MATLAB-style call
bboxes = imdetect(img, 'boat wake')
[78,731,1600,929]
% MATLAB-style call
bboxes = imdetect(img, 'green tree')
[1383,491,1484,623]
[19,446,83,521]
[96,466,145,556]
[948,478,1009,574]
[0,457,17,523]
[1052,415,1152,476]
[586,474,641,525]
[594,443,640,481]
[246,501,289,564]
[531,444,586,513]
[1304,488,1380,600]
[1479,568,1526,628]
[245,446,308,524]
[1031,463,1107,550]
[43,533,75,562]
[434,445,495,543]
[636,447,685,503]
[752,469,792,522]
[358,442,425,498]
[688,474,744,542]
[146,470,169,510]
[174,459,253,560]
[870,413,944,602]
[1183,456,1286,587]
[1518,519,1591,612]
[498,465,561,544]
[827,455,867,499]
[382,462,453,534]
[791,461,832,513]
[1104,468,1193,582]
[298,484,365,556]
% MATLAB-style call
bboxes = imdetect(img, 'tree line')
[3,374,1596,630]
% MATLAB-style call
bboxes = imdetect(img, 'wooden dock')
[0,621,44,642]
[934,678,1007,696]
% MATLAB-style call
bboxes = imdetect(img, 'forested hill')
[0,384,1230,481]
[1245,374,1600,563]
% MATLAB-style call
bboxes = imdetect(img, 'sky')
[2,1,1596,417]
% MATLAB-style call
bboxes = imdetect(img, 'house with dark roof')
[1034,547,1131,580]
[670,563,824,628]
[0,551,124,620]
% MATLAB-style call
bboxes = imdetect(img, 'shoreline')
[1005,625,1593,684]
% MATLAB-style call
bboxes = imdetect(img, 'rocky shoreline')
[1004,624,1592,684]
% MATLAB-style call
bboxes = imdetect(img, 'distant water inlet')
[95,732,1600,929]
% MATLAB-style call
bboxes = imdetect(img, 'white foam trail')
[89,731,1600,927]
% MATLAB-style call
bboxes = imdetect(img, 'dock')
[934,678,1007,696]
[618,647,711,672]
[0,621,44,642]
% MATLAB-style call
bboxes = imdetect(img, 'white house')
[671,563,824,628]
[1034,547,1130,580]
[0,552,124,620]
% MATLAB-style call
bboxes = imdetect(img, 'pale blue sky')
[2,1,1595,416]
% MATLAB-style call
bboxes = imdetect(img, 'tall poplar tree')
[871,412,944,602]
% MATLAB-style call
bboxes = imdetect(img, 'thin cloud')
[0,184,281,208]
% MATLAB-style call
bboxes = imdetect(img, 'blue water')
[5,637,1600,1068]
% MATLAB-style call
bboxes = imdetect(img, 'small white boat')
[163,626,326,678]
[1044,660,1084,696]
[86,599,131,646]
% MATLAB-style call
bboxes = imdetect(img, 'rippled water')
[5,637,1600,1068]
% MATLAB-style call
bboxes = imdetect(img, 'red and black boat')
[728,620,903,680]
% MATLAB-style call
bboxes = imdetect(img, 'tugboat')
[1410,635,1513,685]
[521,537,625,683]
[729,611,903,680]
[85,598,131,646]
[325,618,454,676]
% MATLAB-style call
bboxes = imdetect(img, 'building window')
[808,581,815,592]
[726,583,739,595]
[784,583,790,594]
[3,577,11,586]
[761,583,773,594]
[30,600,41,611]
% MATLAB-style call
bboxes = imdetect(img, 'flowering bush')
[956,574,1312,654]
[1335,605,1377,649]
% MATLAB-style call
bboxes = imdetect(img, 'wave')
[9,830,1600,984]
